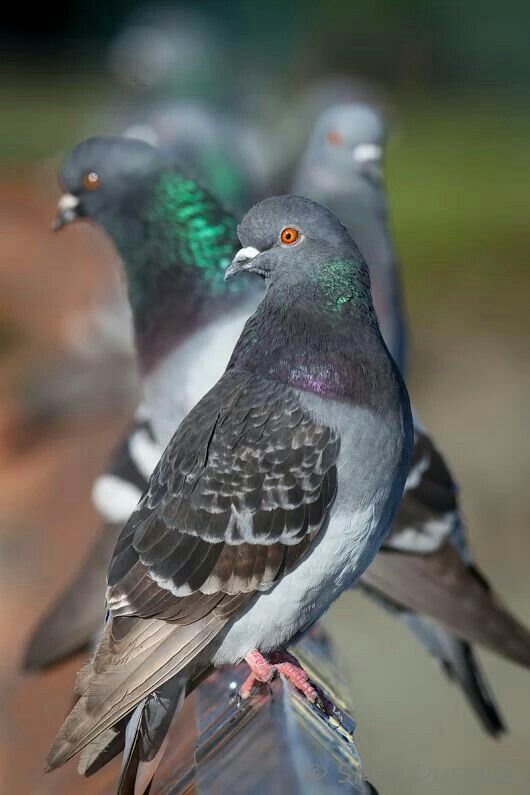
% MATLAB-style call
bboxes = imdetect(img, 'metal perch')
[151,630,378,794]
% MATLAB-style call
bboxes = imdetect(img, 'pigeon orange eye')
[326,130,343,146]
[83,172,100,190]
[280,227,300,245]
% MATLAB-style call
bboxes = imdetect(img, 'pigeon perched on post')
[293,103,530,735]
[45,196,414,793]
[25,132,530,742]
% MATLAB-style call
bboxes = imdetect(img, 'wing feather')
[47,370,340,770]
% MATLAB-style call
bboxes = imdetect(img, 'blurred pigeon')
[292,103,406,371]
[270,75,381,195]
[294,103,530,735]
[123,101,269,216]
[45,196,413,794]
[107,7,228,100]
[24,135,262,669]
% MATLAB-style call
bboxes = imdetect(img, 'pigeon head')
[54,136,168,230]
[226,194,357,281]
[301,104,386,189]
[54,135,245,371]
[225,194,378,341]
[227,196,385,398]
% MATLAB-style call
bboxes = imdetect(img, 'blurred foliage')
[384,96,530,319]
[4,1,530,91]
[2,1,529,322]
[3,69,529,322]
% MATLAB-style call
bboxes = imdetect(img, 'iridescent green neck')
[316,256,375,320]
[101,170,245,369]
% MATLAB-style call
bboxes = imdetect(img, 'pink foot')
[269,649,339,718]
[240,649,276,699]
[239,649,340,721]
[275,661,319,702]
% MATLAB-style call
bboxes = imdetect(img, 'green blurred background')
[1,2,529,794]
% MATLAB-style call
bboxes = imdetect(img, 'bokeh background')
[2,2,530,793]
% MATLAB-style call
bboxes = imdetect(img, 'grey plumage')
[293,103,530,735]
[45,196,413,787]
[292,103,406,371]
[123,101,269,216]
[26,120,530,745]
[24,136,262,672]
[115,677,186,795]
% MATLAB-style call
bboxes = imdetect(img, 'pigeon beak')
[224,246,261,281]
[52,194,80,231]
[352,143,383,164]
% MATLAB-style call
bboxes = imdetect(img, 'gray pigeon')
[123,101,269,217]
[25,131,530,740]
[45,196,414,793]
[293,103,530,735]
[292,103,406,371]
[23,135,263,669]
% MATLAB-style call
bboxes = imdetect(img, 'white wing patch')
[404,453,430,491]
[92,475,142,524]
[387,512,457,554]
[129,428,163,481]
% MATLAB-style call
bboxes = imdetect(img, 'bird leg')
[240,649,277,699]
[240,648,338,719]
[268,649,320,703]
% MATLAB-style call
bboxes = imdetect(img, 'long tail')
[361,585,506,735]
[362,542,530,667]
[46,614,224,772]
[117,677,186,795]
[399,611,506,736]
[23,523,122,669]
[76,677,185,795]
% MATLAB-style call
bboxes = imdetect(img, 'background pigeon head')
[55,135,250,369]
[299,104,386,194]
[55,136,169,228]
[293,103,406,373]
[227,195,373,310]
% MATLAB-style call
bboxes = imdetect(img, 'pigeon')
[293,103,530,735]
[123,102,269,217]
[45,195,414,794]
[23,135,263,669]
[292,103,406,372]
[25,130,530,736]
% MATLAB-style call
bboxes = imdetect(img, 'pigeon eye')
[280,227,300,245]
[326,130,343,146]
[83,171,100,191]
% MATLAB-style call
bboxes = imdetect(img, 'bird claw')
[239,648,340,722]
[239,650,278,700]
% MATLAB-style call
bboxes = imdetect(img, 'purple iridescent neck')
[286,364,352,398]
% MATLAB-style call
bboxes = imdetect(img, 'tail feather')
[362,543,530,667]
[360,584,507,735]
[46,614,223,771]
[399,611,506,736]
[78,719,127,777]
[23,524,121,670]
[116,677,186,795]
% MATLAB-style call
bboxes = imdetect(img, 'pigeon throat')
[230,281,387,406]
